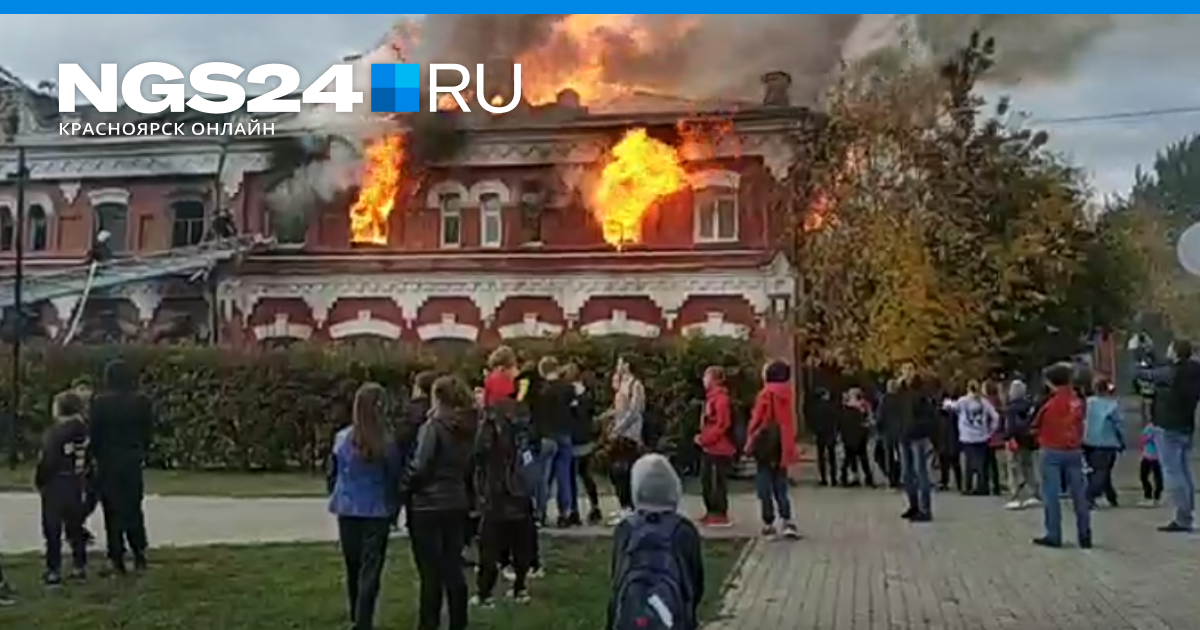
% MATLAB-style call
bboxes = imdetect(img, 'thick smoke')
[266,14,1123,224]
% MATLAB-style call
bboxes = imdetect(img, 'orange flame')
[518,15,697,106]
[591,128,687,249]
[350,134,406,245]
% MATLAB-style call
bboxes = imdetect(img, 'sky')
[0,14,1197,197]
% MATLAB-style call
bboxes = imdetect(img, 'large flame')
[350,134,406,245]
[518,15,697,106]
[591,128,687,249]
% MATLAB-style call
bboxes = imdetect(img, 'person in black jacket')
[876,380,905,489]
[898,376,936,522]
[89,359,154,574]
[36,392,91,585]
[1139,339,1200,532]
[563,364,601,526]
[395,371,436,530]
[530,356,578,527]
[839,389,874,487]
[934,385,962,492]
[401,376,477,630]
[472,398,536,606]
[810,387,839,486]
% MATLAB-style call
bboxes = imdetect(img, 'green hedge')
[0,335,764,471]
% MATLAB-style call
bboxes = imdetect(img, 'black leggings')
[337,516,391,630]
[478,515,536,598]
[571,452,600,513]
[1140,458,1163,501]
[408,509,468,630]
[938,450,962,490]
[816,439,838,484]
[609,440,641,510]
[841,443,873,486]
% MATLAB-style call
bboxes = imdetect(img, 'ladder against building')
[0,234,273,310]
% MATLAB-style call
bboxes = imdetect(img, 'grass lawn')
[0,538,745,630]
[0,463,759,498]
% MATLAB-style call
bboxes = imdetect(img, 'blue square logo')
[371,63,420,113]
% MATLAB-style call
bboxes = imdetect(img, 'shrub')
[0,335,764,471]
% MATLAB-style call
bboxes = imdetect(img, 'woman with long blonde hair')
[328,382,402,630]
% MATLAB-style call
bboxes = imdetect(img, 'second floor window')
[480,193,502,248]
[28,204,48,252]
[694,188,738,243]
[0,207,12,252]
[440,193,462,248]
[171,200,206,247]
[94,202,129,253]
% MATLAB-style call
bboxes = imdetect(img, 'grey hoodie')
[630,453,684,513]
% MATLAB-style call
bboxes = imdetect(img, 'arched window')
[27,204,48,252]
[0,206,12,252]
[693,187,738,243]
[171,200,206,247]
[93,202,129,253]
[479,193,503,248]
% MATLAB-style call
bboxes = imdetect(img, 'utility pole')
[1,91,28,470]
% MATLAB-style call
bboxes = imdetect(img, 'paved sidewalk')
[708,488,1200,630]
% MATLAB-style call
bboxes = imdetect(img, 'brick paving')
[707,487,1200,630]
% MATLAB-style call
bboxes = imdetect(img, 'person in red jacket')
[1031,362,1091,550]
[483,346,518,405]
[744,360,800,539]
[694,366,736,527]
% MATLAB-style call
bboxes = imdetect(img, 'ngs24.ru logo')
[57,62,522,115]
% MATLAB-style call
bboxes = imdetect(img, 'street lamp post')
[2,107,27,470]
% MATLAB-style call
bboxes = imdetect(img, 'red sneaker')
[698,514,715,526]
[706,515,733,528]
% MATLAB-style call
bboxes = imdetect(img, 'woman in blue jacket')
[328,382,403,630]
[1083,378,1125,509]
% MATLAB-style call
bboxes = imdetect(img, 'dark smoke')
[414,15,1121,105]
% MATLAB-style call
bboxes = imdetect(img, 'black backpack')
[611,512,692,630]
[751,394,783,468]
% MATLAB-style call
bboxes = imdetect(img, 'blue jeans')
[754,465,792,525]
[549,434,575,518]
[534,438,557,521]
[1158,429,1195,529]
[900,438,933,516]
[1039,449,1091,544]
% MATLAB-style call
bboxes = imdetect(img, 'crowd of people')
[1,338,1196,629]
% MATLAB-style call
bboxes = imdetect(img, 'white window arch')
[689,170,739,244]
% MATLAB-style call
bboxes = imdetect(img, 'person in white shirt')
[943,380,1000,496]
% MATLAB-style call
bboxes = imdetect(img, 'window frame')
[27,204,49,252]
[479,193,503,248]
[0,206,13,252]
[170,200,207,248]
[693,186,739,244]
[439,193,463,249]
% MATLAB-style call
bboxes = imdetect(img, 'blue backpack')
[612,512,692,630]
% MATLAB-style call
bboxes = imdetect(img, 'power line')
[1028,105,1200,126]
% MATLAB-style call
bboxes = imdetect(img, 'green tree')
[785,32,1140,379]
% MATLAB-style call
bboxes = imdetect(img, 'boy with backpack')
[472,398,537,606]
[745,360,800,539]
[607,453,704,630]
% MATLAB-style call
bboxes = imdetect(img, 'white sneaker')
[1022,498,1042,508]
[529,568,545,579]
[1136,498,1158,508]
[501,567,516,582]
[606,509,633,526]
[1004,500,1024,510]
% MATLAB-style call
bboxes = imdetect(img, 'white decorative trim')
[49,295,81,325]
[417,313,478,342]
[468,180,511,205]
[253,313,314,341]
[425,180,470,210]
[117,285,162,323]
[218,257,796,331]
[681,312,750,339]
[87,187,131,207]
[498,313,563,340]
[328,310,402,340]
[0,149,272,183]
[581,310,660,338]
[58,181,81,205]
[687,170,741,190]
[0,191,56,217]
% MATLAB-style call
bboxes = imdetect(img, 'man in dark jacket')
[472,399,536,605]
[810,387,839,486]
[876,380,905,489]
[89,359,154,574]
[36,392,92,584]
[529,357,577,527]
[1140,339,1200,533]
[898,376,936,522]
[401,376,477,630]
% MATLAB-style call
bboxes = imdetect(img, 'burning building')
[0,54,806,349]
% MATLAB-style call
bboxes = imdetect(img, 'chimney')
[762,71,792,107]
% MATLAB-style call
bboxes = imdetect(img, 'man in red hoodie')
[745,360,800,539]
[694,366,736,527]
[1031,362,1091,550]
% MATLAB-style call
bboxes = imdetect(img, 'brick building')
[0,68,806,351]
